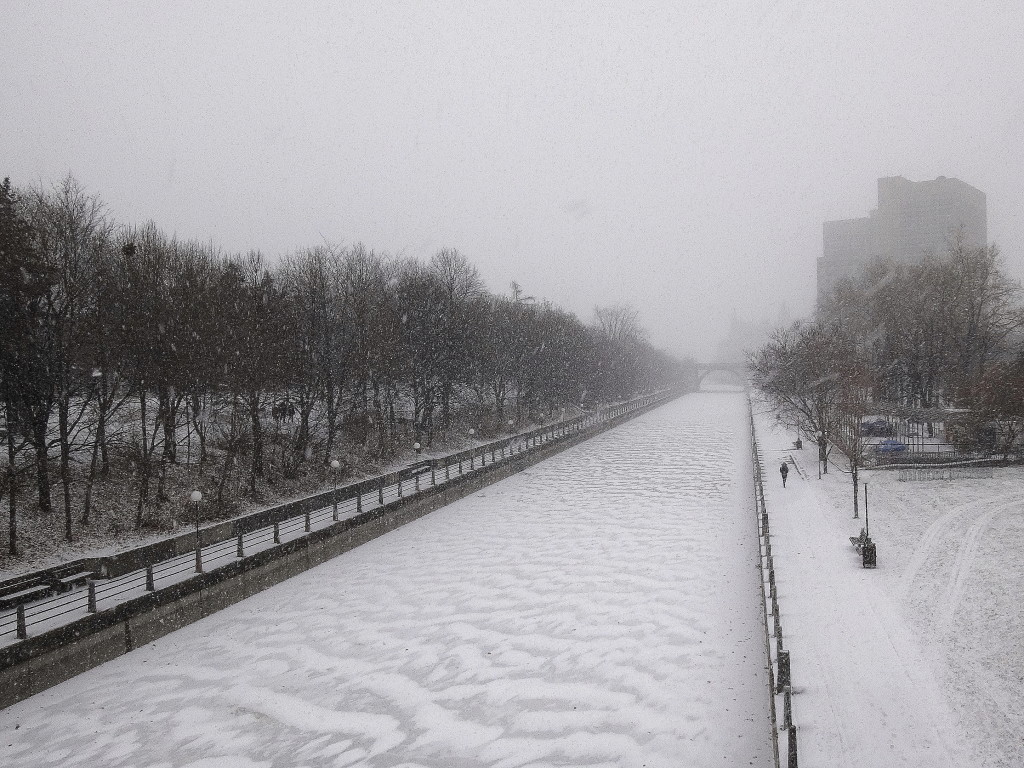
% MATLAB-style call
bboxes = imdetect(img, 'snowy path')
[754,413,977,766]
[1,392,772,768]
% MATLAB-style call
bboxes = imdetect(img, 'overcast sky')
[3,1,1022,358]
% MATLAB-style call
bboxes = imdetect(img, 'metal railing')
[1,391,671,646]
[749,396,794,768]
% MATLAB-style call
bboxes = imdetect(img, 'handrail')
[748,394,793,768]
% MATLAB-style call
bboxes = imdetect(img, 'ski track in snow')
[0,392,772,768]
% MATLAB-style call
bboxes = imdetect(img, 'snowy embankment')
[1,391,771,768]
[755,409,1023,767]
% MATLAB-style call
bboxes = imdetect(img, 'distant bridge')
[695,360,748,388]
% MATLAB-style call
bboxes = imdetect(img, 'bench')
[53,571,95,592]
[0,584,51,610]
[850,528,868,553]
[850,528,877,568]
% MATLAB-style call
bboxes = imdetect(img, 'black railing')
[749,396,793,768]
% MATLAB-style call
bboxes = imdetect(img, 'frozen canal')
[1,391,772,768]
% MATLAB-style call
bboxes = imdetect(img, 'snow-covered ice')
[0,391,772,767]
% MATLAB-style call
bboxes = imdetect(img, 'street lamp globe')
[330,459,340,470]
[190,490,203,504]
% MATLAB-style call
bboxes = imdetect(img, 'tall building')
[817,175,987,305]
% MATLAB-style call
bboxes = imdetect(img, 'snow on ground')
[0,391,772,768]
[756,408,1023,767]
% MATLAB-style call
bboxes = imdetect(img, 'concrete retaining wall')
[0,392,678,710]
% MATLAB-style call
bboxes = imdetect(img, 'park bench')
[52,570,96,592]
[849,528,877,568]
[0,582,52,610]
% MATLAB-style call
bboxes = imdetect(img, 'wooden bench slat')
[54,571,95,590]
[0,584,51,609]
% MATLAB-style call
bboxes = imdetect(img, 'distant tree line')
[0,176,689,554]
[750,236,1024,513]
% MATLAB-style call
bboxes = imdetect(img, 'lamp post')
[508,418,514,434]
[414,441,421,456]
[330,459,340,521]
[190,490,203,573]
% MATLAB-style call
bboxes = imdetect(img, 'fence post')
[431,465,436,485]
[356,491,363,515]
[273,521,280,544]
[87,580,97,613]
[146,565,155,592]
[777,650,791,691]
[415,473,420,492]
[398,478,403,498]
[379,480,385,506]
[16,604,27,640]
[304,509,311,533]
[783,686,793,729]
[787,725,798,768]
[446,460,451,480]
[471,453,475,470]
[237,533,244,558]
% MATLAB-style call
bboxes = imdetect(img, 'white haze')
[2,1,1023,358]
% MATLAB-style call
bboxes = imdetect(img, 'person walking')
[780,461,789,488]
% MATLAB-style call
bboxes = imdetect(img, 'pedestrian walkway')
[753,411,971,767]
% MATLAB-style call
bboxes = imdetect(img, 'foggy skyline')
[4,1,1023,358]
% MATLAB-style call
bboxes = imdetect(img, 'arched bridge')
[695,360,748,388]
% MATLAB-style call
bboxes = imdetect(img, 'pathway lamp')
[190,490,203,573]
[508,418,514,434]
[862,482,876,568]
[414,441,421,456]
[331,459,340,521]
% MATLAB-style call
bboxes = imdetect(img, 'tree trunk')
[58,396,73,542]
[851,462,859,519]
[136,390,151,530]
[31,416,52,513]
[248,390,263,496]
[98,375,110,477]
[82,429,100,525]
[160,385,177,465]
[190,392,207,466]
[324,380,339,462]
[5,390,17,556]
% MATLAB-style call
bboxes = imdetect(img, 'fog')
[3,1,1022,358]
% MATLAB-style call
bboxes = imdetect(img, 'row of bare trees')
[750,237,1024,514]
[1,176,689,554]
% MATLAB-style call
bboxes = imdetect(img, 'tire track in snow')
[896,491,1016,601]
[936,501,1011,637]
